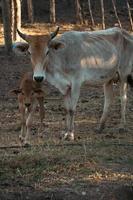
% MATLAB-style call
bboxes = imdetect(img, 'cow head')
[15,27,60,83]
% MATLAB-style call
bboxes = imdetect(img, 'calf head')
[10,82,44,109]
[15,27,62,83]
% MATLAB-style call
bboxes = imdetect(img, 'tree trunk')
[75,0,83,24]
[11,0,21,41]
[27,0,34,23]
[15,0,21,40]
[126,0,133,31]
[112,0,122,28]
[11,0,15,41]
[50,0,56,24]
[88,0,95,27]
[1,0,12,54]
[100,0,105,29]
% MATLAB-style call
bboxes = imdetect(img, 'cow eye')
[21,92,24,95]
[46,50,49,56]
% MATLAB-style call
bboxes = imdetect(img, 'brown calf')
[11,72,45,146]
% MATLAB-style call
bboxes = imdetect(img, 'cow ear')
[49,41,65,50]
[10,89,21,95]
[12,42,29,55]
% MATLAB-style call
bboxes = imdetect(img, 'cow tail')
[127,75,133,87]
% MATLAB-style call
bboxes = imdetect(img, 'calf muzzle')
[25,103,31,108]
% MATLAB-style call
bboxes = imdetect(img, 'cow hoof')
[60,132,74,141]
[61,132,69,140]
[68,132,74,141]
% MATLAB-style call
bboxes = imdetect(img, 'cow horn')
[17,29,28,41]
[50,26,59,40]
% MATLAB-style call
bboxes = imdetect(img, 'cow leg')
[119,81,128,131]
[19,104,26,142]
[38,97,45,137]
[63,83,80,140]
[99,81,113,133]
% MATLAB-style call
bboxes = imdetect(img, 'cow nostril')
[34,76,44,83]
[25,103,31,107]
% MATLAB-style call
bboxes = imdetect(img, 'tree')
[126,0,133,31]
[100,0,105,29]
[50,0,56,23]
[11,0,21,41]
[1,0,12,54]
[27,0,34,23]
[112,0,122,28]
[88,0,95,27]
[75,0,83,24]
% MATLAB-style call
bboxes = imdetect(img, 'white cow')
[13,27,133,140]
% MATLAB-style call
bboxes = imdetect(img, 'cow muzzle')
[34,76,44,83]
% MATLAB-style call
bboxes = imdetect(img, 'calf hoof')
[118,127,126,133]
[19,135,25,142]
[23,141,31,147]
[95,125,104,134]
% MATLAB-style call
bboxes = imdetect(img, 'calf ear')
[12,42,29,55]
[49,41,65,50]
[10,89,21,96]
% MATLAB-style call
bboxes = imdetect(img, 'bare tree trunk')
[126,0,133,31]
[11,0,15,41]
[75,0,83,24]
[100,0,105,29]
[50,0,56,23]
[88,0,95,27]
[1,0,12,54]
[15,0,21,40]
[27,0,34,23]
[11,0,21,41]
[112,0,122,28]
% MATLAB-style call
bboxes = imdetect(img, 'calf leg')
[63,83,80,140]
[119,81,128,131]
[19,104,26,142]
[24,107,36,145]
[99,81,113,132]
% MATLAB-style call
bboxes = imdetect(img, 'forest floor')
[0,23,133,200]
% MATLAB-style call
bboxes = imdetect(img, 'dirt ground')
[0,23,133,199]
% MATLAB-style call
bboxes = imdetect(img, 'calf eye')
[27,51,31,56]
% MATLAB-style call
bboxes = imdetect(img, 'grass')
[0,135,132,191]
